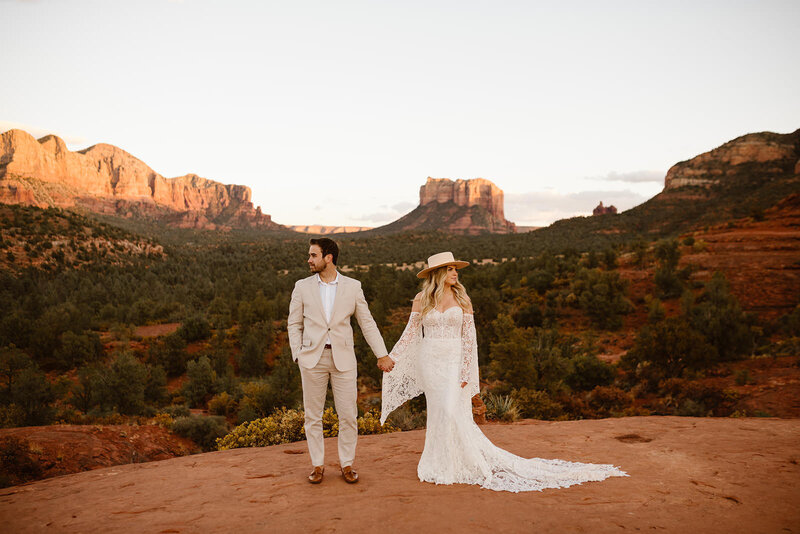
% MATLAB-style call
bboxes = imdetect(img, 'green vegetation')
[0,175,796,449]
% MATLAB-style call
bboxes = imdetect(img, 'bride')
[380,252,627,492]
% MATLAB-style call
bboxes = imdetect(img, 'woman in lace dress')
[380,252,627,492]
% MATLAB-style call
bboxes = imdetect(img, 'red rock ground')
[0,425,196,484]
[1,417,798,533]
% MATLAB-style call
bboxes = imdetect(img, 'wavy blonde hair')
[419,266,471,316]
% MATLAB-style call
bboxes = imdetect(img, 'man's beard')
[309,262,324,273]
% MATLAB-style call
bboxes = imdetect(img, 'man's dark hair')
[309,237,339,265]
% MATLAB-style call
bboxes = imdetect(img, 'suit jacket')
[287,273,388,371]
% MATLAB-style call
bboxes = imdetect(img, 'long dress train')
[380,306,628,492]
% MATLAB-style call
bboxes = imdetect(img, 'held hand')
[377,355,395,373]
[460,381,467,388]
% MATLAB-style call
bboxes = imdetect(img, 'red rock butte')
[664,129,800,190]
[0,129,277,230]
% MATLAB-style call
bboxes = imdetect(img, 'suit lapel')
[307,276,328,325]
[329,274,346,324]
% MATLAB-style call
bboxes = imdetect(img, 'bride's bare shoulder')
[411,292,423,312]
[462,295,474,314]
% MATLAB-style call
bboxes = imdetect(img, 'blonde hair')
[419,266,471,316]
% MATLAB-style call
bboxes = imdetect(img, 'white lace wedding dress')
[380,306,628,492]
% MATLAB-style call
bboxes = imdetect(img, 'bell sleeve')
[380,311,423,425]
[460,312,480,399]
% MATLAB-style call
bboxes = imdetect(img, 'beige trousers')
[299,348,358,468]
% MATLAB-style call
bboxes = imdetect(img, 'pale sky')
[2,0,798,227]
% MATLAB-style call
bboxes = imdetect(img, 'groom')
[287,238,395,484]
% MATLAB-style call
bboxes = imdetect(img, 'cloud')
[0,121,86,145]
[353,201,416,224]
[505,189,650,226]
[590,170,665,184]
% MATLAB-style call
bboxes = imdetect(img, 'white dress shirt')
[316,271,339,344]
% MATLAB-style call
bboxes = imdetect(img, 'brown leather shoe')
[308,466,324,484]
[341,465,359,484]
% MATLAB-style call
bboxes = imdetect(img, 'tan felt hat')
[417,251,470,279]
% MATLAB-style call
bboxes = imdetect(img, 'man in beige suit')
[287,238,395,484]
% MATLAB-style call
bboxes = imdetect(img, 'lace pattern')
[460,313,479,397]
[380,312,423,424]
[380,304,628,492]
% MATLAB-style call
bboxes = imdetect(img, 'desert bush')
[658,378,738,417]
[106,352,148,415]
[570,268,632,330]
[217,408,306,449]
[514,303,544,328]
[586,386,631,417]
[53,331,103,370]
[181,356,218,407]
[177,315,211,343]
[171,415,229,451]
[208,392,237,417]
[779,305,800,337]
[237,325,269,377]
[483,392,521,422]
[566,353,615,391]
[0,347,55,426]
[0,437,42,488]
[734,369,754,386]
[217,407,398,450]
[358,410,399,435]
[687,272,757,361]
[511,388,564,420]
[147,334,189,378]
[236,380,282,423]
[385,405,426,431]
[163,404,191,418]
[621,317,717,387]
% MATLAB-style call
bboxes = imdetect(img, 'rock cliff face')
[288,225,373,234]
[593,201,617,216]
[0,129,278,230]
[369,177,515,235]
[419,177,506,219]
[664,129,800,190]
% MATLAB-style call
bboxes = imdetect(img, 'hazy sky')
[2,0,798,227]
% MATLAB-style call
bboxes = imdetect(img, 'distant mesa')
[367,177,516,235]
[0,129,279,231]
[289,225,373,235]
[593,201,618,216]
[664,129,800,190]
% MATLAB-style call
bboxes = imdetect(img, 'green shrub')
[511,388,564,420]
[163,404,191,418]
[177,315,211,343]
[385,405,426,431]
[181,356,218,407]
[0,437,42,488]
[658,378,738,417]
[621,317,717,387]
[483,392,521,422]
[216,407,398,450]
[171,415,229,451]
[566,353,615,391]
[106,352,148,415]
[586,386,631,417]
[734,369,754,386]
[570,268,632,330]
[208,392,237,417]
[688,272,757,361]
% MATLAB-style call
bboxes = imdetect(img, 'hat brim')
[417,260,470,279]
